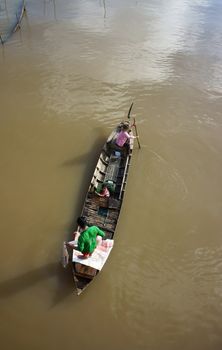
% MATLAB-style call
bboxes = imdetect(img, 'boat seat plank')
[104,154,121,183]
[74,263,97,279]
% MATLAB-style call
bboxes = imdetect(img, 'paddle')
[127,102,134,119]
[127,102,141,149]
[62,241,69,268]
[132,117,141,149]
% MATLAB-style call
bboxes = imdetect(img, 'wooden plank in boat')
[104,154,121,183]
[108,197,121,209]
[74,263,97,279]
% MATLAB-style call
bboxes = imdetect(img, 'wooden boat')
[68,120,135,295]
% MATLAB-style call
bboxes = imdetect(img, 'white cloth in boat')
[72,239,114,271]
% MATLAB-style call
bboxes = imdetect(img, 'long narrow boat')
[69,121,134,295]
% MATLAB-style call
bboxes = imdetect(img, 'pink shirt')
[116,130,131,147]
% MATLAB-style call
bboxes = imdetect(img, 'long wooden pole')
[127,102,134,119]
[127,102,141,149]
[133,117,141,149]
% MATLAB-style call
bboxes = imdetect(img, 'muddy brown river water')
[0,1,222,349]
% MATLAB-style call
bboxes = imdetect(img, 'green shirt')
[78,226,105,254]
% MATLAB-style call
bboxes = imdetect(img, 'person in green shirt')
[67,216,105,259]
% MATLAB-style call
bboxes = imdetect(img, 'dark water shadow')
[0,133,109,305]
[0,262,77,306]
[50,263,79,308]
[61,152,91,167]
[50,127,108,298]
[61,126,107,168]
[69,139,105,221]
[0,134,108,305]
[61,126,108,235]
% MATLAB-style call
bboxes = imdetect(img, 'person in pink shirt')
[115,122,137,154]
[107,121,137,157]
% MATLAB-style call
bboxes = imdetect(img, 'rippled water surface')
[0,1,222,350]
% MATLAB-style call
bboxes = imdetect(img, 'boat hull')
[71,123,134,295]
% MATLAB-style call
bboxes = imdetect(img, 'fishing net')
[0,0,25,43]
